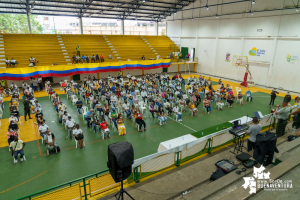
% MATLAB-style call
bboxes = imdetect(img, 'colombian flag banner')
[0,60,171,80]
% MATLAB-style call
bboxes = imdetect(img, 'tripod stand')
[115,180,134,200]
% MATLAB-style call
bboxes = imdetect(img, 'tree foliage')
[0,14,43,34]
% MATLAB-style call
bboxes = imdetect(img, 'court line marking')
[167,116,197,132]
[32,119,42,157]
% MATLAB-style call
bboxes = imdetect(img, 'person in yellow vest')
[117,114,126,136]
[0,79,6,88]
[76,45,80,56]
[118,70,123,79]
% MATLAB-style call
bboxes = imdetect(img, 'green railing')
[17,169,112,200]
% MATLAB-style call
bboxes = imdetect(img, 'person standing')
[109,108,118,130]
[284,92,291,104]
[270,89,279,106]
[32,78,38,93]
[23,97,32,121]
[290,97,300,129]
[0,79,5,88]
[76,45,80,56]
[118,70,123,79]
[275,101,290,137]
[38,76,43,91]
[245,117,262,152]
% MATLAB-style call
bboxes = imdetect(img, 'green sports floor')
[0,85,286,199]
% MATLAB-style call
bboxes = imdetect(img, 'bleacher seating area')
[0,34,179,68]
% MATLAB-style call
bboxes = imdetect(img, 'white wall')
[166,0,300,92]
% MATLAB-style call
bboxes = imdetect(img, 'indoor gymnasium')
[0,0,300,200]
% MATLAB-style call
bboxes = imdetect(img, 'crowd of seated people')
[72,54,105,64]
[5,58,17,68]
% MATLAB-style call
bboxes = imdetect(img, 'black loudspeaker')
[107,141,134,183]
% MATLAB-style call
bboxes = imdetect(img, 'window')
[124,20,155,35]
[81,18,121,35]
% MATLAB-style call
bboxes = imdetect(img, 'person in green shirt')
[275,101,290,137]
[109,108,118,129]
[118,70,123,79]
[0,79,5,88]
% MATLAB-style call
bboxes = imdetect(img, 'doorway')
[181,47,188,59]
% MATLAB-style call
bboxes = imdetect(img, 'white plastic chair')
[13,155,26,163]
[81,106,88,120]
[139,102,147,115]
[75,139,85,148]
[72,97,78,106]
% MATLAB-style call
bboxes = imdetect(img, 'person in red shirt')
[135,109,146,132]
[100,118,110,139]
[174,73,178,79]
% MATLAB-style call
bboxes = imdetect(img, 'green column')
[207,138,212,154]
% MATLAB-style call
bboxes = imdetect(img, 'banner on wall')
[225,52,231,62]
[287,54,299,64]
[249,47,266,57]
[0,60,171,80]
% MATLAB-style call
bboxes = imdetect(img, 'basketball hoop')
[236,59,242,66]
[232,56,247,67]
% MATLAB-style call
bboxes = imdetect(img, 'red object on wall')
[241,72,248,87]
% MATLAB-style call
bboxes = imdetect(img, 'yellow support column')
[178,64,180,72]
[70,75,73,81]
[142,70,144,75]
[193,63,197,72]
[97,72,100,80]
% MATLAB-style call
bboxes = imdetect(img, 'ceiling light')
[296,8,299,11]
[117,7,120,9]
[206,6,209,10]
[251,12,254,15]
[216,15,218,18]
[252,0,255,4]
[174,12,176,14]
[142,0,145,2]
[191,18,193,20]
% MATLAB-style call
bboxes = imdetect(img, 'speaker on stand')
[107,141,135,200]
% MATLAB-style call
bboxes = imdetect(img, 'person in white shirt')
[73,124,84,148]
[156,55,160,60]
[62,111,68,124]
[5,58,11,68]
[39,122,49,138]
[111,93,117,108]
[9,114,18,124]
[122,100,131,118]
[109,54,113,59]
[11,58,16,67]
[65,115,76,139]
[29,56,36,66]
[127,73,131,80]
[44,128,58,153]
[141,89,148,103]
[173,103,183,121]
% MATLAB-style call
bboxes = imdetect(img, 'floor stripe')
[32,119,42,157]
[167,116,197,132]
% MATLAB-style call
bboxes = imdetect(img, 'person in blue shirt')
[81,55,85,63]
[95,54,100,62]
[85,109,93,128]
[111,85,116,92]
[76,98,83,114]
[245,89,253,102]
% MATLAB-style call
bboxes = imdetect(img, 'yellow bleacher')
[61,35,113,61]
[143,36,180,58]
[3,34,67,68]
[105,35,156,61]
[2,34,179,68]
